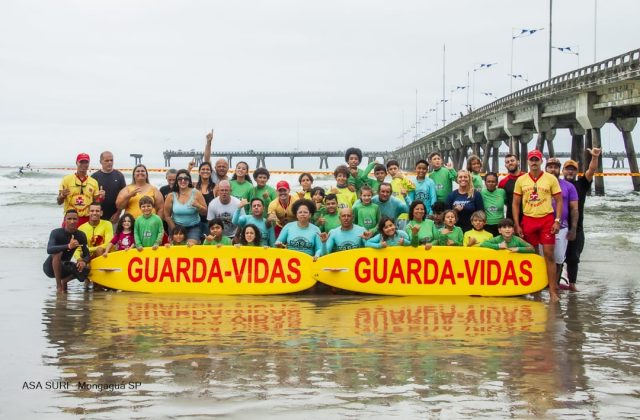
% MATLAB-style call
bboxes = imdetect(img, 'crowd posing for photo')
[45,132,602,300]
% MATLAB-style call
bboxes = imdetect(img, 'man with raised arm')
[562,147,601,291]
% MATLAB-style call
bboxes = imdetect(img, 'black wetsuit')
[43,228,90,281]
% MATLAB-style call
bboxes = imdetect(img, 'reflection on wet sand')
[42,293,595,417]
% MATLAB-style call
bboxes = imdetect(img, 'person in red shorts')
[512,149,563,302]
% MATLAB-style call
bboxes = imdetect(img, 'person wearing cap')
[91,151,127,224]
[267,180,300,237]
[206,180,243,239]
[563,147,601,291]
[513,149,563,302]
[545,157,579,284]
[57,153,101,226]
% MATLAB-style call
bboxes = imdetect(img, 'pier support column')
[569,126,586,172]
[320,156,329,169]
[545,130,556,157]
[615,118,640,192]
[290,156,295,169]
[520,138,530,172]
[491,141,502,173]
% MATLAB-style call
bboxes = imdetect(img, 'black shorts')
[43,257,89,282]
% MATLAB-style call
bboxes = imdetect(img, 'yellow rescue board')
[313,246,548,296]
[90,246,316,294]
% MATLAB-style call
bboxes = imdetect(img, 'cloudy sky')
[1,0,639,167]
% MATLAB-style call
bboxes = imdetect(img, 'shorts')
[43,258,89,282]
[553,227,569,264]
[176,224,203,242]
[521,213,555,247]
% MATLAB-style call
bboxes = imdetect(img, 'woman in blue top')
[275,199,323,260]
[163,169,208,245]
[445,169,484,233]
[365,216,411,248]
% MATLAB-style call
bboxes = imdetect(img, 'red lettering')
[486,260,501,285]
[192,258,206,283]
[464,259,481,285]
[440,260,455,285]
[270,259,286,283]
[159,258,173,282]
[389,259,404,284]
[423,259,438,284]
[128,257,143,282]
[286,259,301,283]
[232,258,247,283]
[144,257,158,282]
[406,259,421,284]
[207,259,223,283]
[502,261,518,285]
[373,259,387,284]
[519,260,533,286]
[355,257,370,283]
[254,258,269,283]
[176,257,191,282]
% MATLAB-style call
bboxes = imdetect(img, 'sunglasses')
[75,180,87,194]
[177,176,190,181]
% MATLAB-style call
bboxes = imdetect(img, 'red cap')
[527,149,543,161]
[76,153,90,163]
[276,180,290,191]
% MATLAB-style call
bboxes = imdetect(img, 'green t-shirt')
[429,167,457,203]
[203,236,232,246]
[134,214,164,247]
[480,235,534,253]
[318,211,341,233]
[353,202,380,232]
[249,185,277,217]
[347,161,377,193]
[472,173,484,191]
[435,225,463,246]
[231,179,254,201]
[405,219,438,246]
[480,188,506,225]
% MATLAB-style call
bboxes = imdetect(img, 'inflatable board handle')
[322,268,348,272]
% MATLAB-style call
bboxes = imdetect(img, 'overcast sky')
[1,0,639,167]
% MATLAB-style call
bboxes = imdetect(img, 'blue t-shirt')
[365,230,411,248]
[276,222,323,257]
[407,177,437,214]
[445,190,484,232]
[232,209,276,246]
[370,196,409,219]
[325,225,366,253]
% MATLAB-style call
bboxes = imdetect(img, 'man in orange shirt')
[57,153,100,226]
[512,149,563,302]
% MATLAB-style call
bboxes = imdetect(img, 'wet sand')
[1,246,639,418]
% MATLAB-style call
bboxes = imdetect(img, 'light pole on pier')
[508,73,529,88]
[510,28,543,92]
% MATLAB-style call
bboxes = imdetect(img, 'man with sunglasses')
[57,153,100,226]
[513,149,563,302]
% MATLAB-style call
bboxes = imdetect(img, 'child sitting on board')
[435,209,463,246]
[365,216,411,248]
[103,213,135,257]
[480,218,535,253]
[463,210,494,247]
[203,218,232,246]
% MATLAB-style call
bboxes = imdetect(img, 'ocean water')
[1,164,640,418]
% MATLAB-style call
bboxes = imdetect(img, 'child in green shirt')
[134,196,164,251]
[203,218,232,246]
[480,218,535,253]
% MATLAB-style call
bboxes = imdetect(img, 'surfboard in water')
[90,245,316,294]
[313,246,548,296]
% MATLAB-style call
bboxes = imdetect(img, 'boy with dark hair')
[345,147,377,193]
[332,165,357,209]
[428,152,457,203]
[480,218,535,253]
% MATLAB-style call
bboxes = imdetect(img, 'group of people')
[44,131,601,300]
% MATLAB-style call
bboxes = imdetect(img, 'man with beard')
[75,202,114,259]
[513,149,562,302]
[562,147,601,291]
[498,153,525,221]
